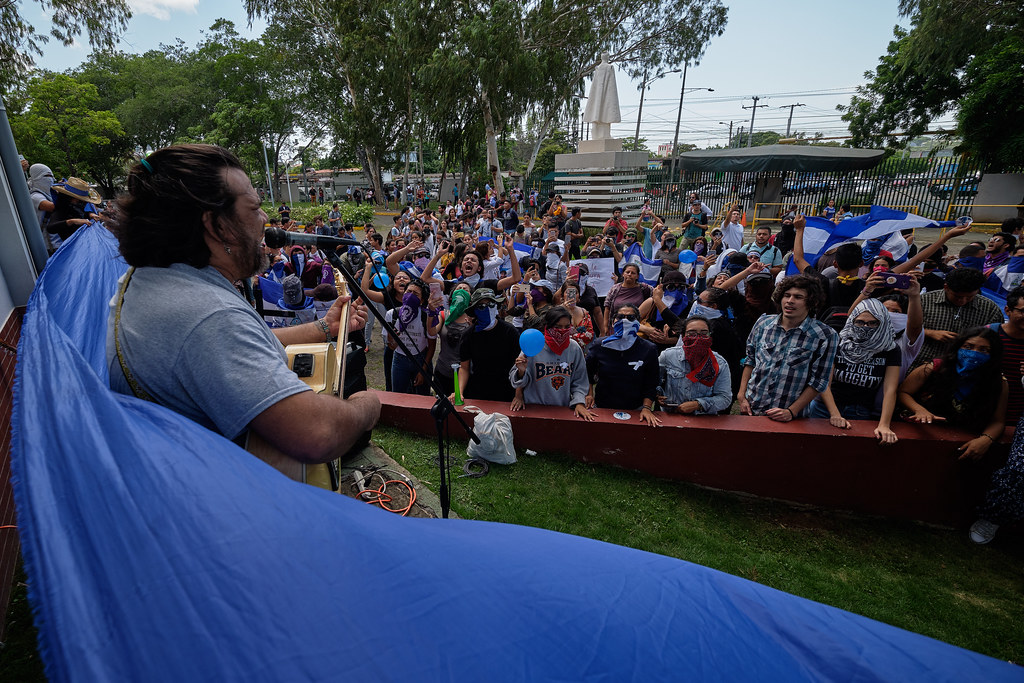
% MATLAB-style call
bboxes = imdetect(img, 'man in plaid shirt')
[738,275,838,421]
[912,267,1003,370]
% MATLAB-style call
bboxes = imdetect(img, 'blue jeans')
[808,399,878,420]
[391,352,431,396]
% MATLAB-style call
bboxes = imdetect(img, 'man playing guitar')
[107,144,380,467]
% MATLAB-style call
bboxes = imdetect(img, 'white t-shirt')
[722,221,744,251]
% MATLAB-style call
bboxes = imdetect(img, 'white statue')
[583,52,621,140]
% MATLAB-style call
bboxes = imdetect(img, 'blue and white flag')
[622,242,663,285]
[979,255,1024,312]
[790,206,955,274]
[513,241,541,261]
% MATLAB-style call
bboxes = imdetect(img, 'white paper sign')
[570,257,615,297]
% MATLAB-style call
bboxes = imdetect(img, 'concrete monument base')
[554,149,649,232]
[578,138,623,154]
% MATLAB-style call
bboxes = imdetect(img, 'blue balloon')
[678,249,698,264]
[519,328,546,357]
[372,272,390,289]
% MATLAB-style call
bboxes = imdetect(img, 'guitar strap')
[113,267,156,403]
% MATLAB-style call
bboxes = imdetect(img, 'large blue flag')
[790,206,956,275]
[11,223,1021,681]
[622,242,663,285]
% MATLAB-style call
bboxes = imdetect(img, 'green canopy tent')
[678,145,886,173]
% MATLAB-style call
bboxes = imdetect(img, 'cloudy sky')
[31,0,944,149]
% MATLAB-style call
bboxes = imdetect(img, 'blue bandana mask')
[474,304,498,332]
[956,348,989,375]
[689,302,722,320]
[601,318,639,351]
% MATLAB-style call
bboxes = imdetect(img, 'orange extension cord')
[359,478,416,516]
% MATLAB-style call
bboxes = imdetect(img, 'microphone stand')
[324,248,479,519]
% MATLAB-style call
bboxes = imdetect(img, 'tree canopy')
[0,0,131,91]
[841,0,1024,169]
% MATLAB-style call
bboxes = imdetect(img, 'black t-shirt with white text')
[830,346,901,408]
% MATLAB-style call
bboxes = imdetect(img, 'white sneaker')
[969,519,999,544]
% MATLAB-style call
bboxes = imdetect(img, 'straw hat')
[53,177,101,204]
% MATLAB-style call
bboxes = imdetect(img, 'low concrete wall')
[974,174,1024,224]
[375,390,1007,526]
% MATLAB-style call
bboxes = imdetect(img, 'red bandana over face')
[683,335,718,387]
[544,327,572,355]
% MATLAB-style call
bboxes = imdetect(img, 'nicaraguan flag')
[979,255,1024,313]
[513,241,541,261]
[789,206,955,275]
[622,242,663,285]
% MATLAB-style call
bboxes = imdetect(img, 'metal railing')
[751,203,815,228]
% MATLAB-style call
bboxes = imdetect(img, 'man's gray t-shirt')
[107,263,311,439]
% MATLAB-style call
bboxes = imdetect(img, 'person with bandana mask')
[584,304,661,426]
[848,273,926,392]
[655,233,682,279]
[383,278,436,395]
[809,298,903,444]
[638,271,692,349]
[456,289,521,402]
[523,279,556,331]
[510,306,594,420]
[560,263,604,340]
[898,327,1007,478]
[283,246,323,290]
[27,163,56,228]
[542,243,567,289]
[428,283,473,397]
[657,316,732,416]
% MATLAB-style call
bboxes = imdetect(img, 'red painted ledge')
[374,390,1008,526]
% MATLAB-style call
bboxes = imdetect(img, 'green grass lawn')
[373,424,1024,664]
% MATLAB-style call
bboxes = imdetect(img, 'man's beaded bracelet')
[316,318,331,341]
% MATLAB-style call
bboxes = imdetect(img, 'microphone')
[264,227,361,250]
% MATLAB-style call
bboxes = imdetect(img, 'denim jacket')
[658,347,732,415]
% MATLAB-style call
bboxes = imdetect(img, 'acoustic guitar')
[246,265,351,489]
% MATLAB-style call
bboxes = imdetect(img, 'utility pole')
[780,103,806,137]
[742,96,768,148]
[635,67,681,149]
[668,63,687,187]
[718,121,734,148]
[668,64,714,187]
[736,126,744,148]
[634,68,648,147]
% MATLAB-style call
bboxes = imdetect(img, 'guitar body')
[246,266,351,489]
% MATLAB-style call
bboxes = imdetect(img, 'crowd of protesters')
[256,190,1024,546]
[22,144,1023,547]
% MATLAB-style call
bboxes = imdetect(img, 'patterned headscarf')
[839,297,896,364]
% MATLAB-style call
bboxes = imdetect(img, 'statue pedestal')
[578,138,623,154]
[554,148,648,232]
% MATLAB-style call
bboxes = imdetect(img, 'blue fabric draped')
[11,223,1022,682]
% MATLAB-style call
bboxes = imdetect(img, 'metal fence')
[525,153,1000,224]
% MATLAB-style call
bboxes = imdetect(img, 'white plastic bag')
[463,405,516,465]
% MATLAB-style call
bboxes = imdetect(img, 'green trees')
[10,74,127,194]
[841,0,1024,169]
[416,0,728,194]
